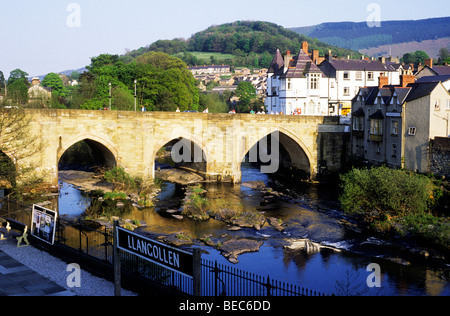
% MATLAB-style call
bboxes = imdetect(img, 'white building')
[265,43,329,115]
[265,42,402,116]
[319,55,401,115]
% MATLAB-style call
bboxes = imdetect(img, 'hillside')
[291,17,450,58]
[124,21,360,68]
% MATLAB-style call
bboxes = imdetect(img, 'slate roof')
[405,82,440,102]
[356,86,411,105]
[432,66,450,76]
[279,49,326,79]
[416,74,450,83]
[268,49,284,74]
[319,59,397,77]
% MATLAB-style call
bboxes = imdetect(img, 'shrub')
[339,166,435,220]
[103,167,141,192]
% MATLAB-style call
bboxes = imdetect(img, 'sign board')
[116,226,194,278]
[31,204,57,245]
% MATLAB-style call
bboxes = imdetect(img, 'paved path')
[0,249,75,296]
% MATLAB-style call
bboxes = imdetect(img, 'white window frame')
[408,127,416,136]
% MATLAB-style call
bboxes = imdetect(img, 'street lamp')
[134,79,137,112]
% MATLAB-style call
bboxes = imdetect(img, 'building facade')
[266,42,402,116]
[319,56,401,115]
[351,80,450,174]
[265,43,329,115]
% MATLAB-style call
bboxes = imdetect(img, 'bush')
[339,166,435,220]
[103,167,141,192]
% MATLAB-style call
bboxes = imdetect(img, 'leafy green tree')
[7,69,29,86]
[0,71,5,94]
[135,52,199,111]
[7,80,29,104]
[199,93,229,113]
[439,47,450,61]
[41,73,65,96]
[414,50,430,65]
[235,81,256,113]
[401,50,430,66]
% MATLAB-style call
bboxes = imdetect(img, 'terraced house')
[351,77,450,174]
[266,41,402,116]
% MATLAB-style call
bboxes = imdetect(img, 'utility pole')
[134,79,137,112]
[109,82,112,110]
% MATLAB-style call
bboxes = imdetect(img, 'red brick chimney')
[378,74,389,88]
[401,75,415,87]
[284,51,291,72]
[424,58,433,68]
[302,41,309,54]
[312,49,319,64]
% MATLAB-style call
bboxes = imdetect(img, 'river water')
[55,164,450,296]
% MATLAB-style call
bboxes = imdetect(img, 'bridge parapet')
[11,109,348,186]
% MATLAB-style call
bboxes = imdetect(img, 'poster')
[31,204,57,245]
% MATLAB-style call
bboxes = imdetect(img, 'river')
[54,163,450,296]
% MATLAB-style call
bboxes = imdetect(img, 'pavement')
[0,248,75,296]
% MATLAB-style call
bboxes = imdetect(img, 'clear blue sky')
[1,0,449,78]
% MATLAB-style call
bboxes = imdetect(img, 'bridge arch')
[57,134,118,170]
[240,127,312,179]
[152,130,210,177]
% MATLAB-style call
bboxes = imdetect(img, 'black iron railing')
[0,198,329,296]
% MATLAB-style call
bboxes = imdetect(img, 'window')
[408,127,416,136]
[287,79,291,90]
[391,120,398,135]
[353,116,364,131]
[435,99,440,110]
[343,87,350,96]
[356,71,363,81]
[367,72,374,81]
[370,119,383,135]
[343,72,350,80]
[309,74,320,90]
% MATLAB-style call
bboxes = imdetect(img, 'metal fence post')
[193,248,201,296]
[113,220,121,296]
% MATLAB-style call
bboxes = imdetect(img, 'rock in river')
[219,238,264,263]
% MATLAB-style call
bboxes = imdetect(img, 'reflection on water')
[57,182,91,217]
[39,164,450,296]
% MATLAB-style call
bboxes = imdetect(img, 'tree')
[41,73,64,96]
[7,69,29,86]
[414,50,430,65]
[0,71,5,94]
[135,52,199,111]
[234,81,256,113]
[401,50,430,66]
[439,47,450,61]
[7,80,28,105]
[0,105,44,196]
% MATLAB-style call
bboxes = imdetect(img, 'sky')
[0,0,449,78]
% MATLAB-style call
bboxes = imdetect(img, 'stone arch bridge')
[8,109,349,187]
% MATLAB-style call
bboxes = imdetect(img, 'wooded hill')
[123,21,360,68]
[291,17,450,52]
